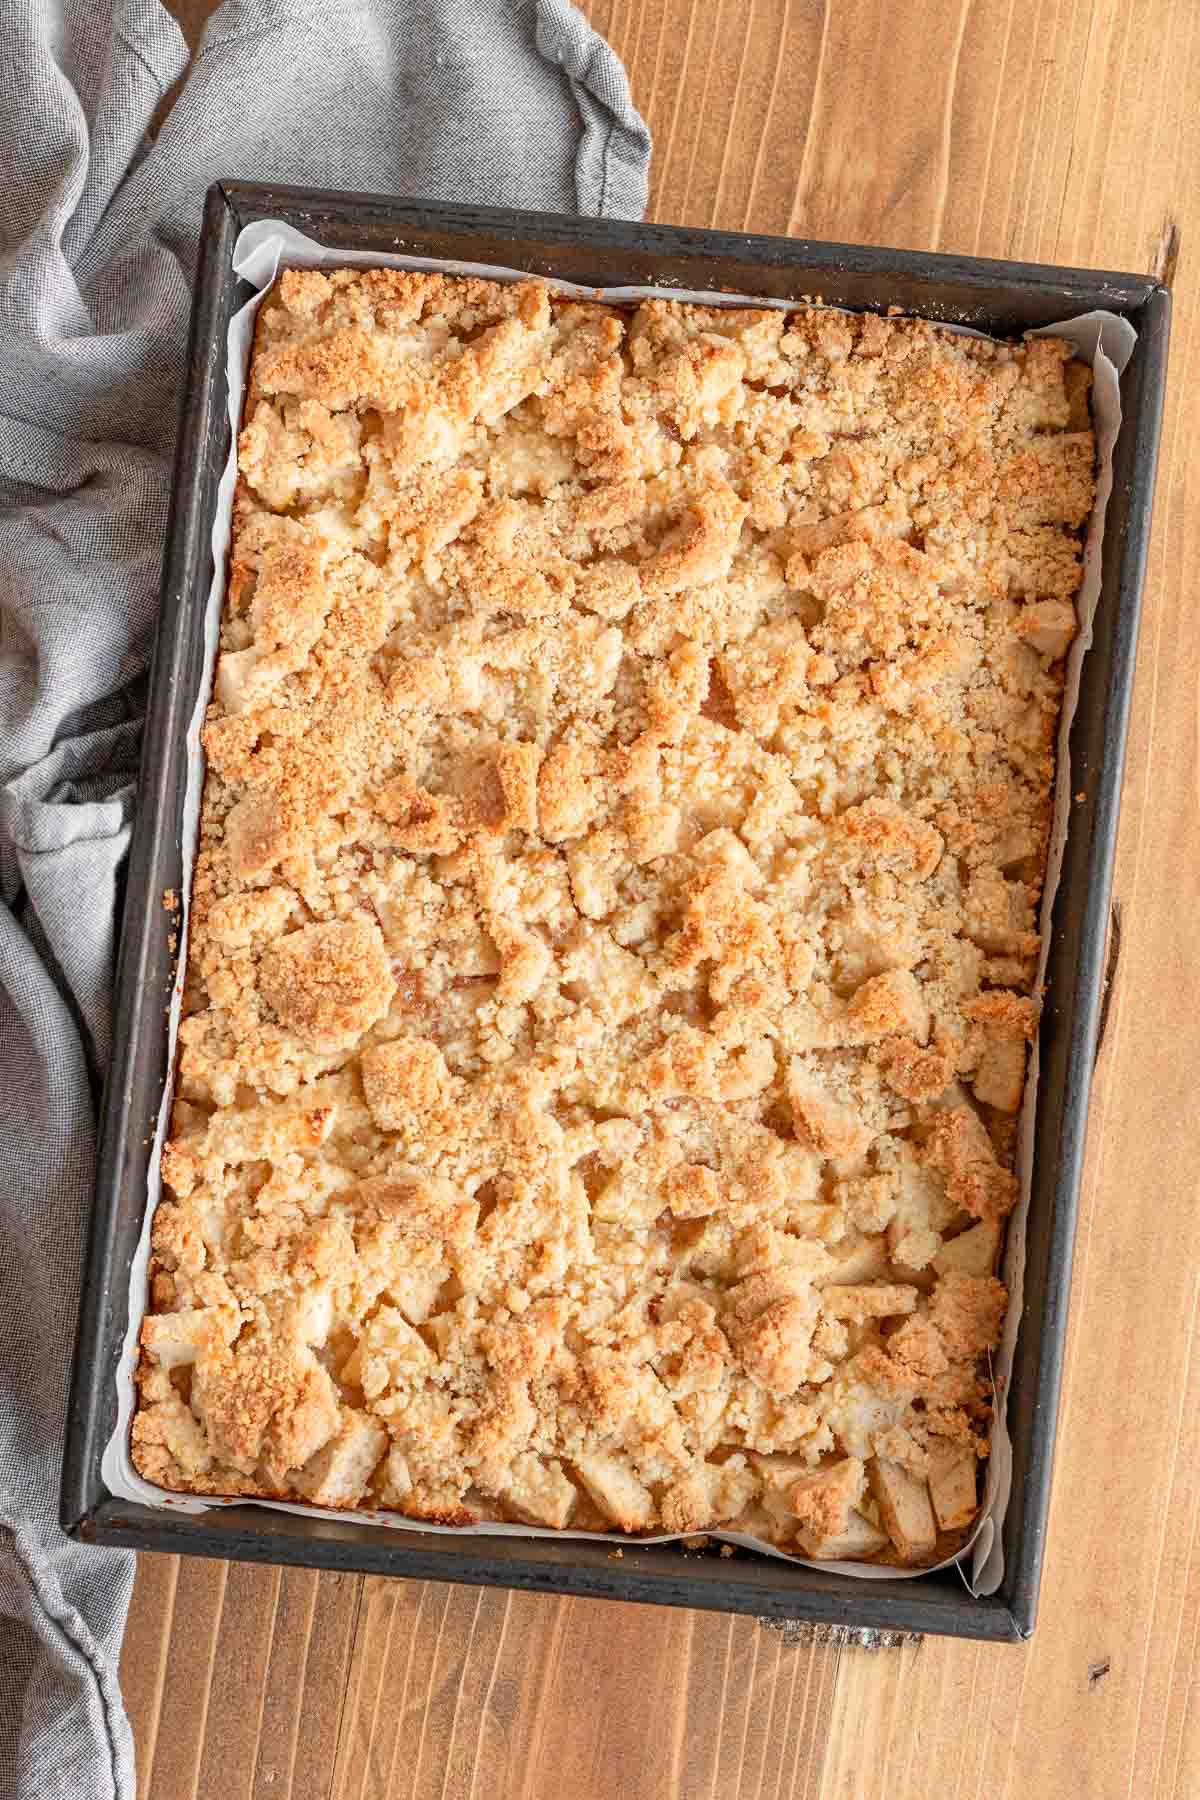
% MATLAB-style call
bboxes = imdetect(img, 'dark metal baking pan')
[62,181,1170,1642]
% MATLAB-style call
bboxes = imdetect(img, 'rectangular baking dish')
[62,181,1169,1642]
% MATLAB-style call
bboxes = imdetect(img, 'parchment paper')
[103,221,1135,1593]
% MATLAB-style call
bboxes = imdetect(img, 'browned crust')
[131,269,1094,1561]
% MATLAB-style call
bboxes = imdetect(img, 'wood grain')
[129,3,1200,1794]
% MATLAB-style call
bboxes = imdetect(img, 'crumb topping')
[132,269,1093,1564]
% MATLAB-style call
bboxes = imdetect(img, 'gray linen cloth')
[0,4,649,1794]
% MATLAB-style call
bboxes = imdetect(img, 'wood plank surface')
[131,3,1200,1794]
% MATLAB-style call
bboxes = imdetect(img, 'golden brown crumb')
[132,271,1092,1559]
[925,1108,1019,1224]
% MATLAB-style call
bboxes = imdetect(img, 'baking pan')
[62,181,1169,1642]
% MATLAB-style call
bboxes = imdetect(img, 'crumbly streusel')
[131,269,1094,1562]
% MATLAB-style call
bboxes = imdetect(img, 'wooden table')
[134,5,1199,1794]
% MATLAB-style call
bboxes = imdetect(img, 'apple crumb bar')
[131,268,1094,1563]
